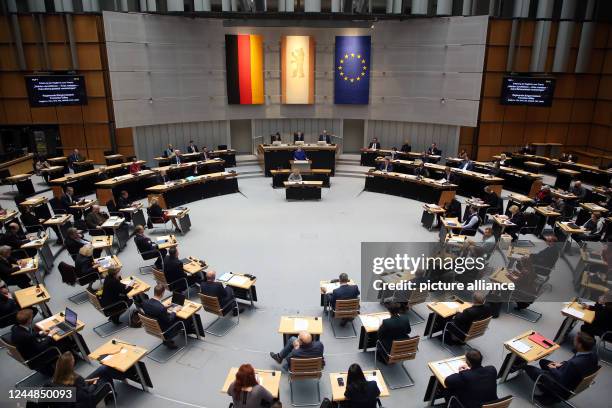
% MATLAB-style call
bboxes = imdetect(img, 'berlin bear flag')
[334,36,371,104]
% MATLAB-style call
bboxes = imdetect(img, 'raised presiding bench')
[146,171,238,208]
[271,169,331,188]
[364,170,457,206]
[258,144,337,176]
[95,170,159,205]
[283,181,322,200]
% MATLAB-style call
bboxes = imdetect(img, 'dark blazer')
[74,254,97,280]
[319,134,332,144]
[330,284,360,308]
[0,297,19,326]
[445,365,498,408]
[368,142,381,149]
[378,314,411,351]
[117,196,131,210]
[134,234,156,254]
[148,204,164,219]
[344,380,381,408]
[10,324,52,361]
[187,145,199,153]
[290,340,324,359]
[68,153,82,165]
[531,245,559,269]
[452,304,492,333]
[163,256,187,286]
[546,352,599,395]
[0,256,19,281]
[141,298,176,332]
[458,160,474,171]
[294,133,305,142]
[509,212,526,230]
[100,276,130,308]
[378,163,394,172]
[414,166,429,178]
[60,193,75,210]
[427,147,442,156]
[20,212,40,227]
[2,231,27,249]
[65,237,87,257]
[401,144,411,152]
[201,280,233,306]
[445,199,462,219]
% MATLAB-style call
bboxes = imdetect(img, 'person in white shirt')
[288,169,302,182]
[461,206,479,233]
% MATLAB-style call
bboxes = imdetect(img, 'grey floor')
[0,170,609,408]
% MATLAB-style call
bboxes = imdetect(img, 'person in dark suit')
[20,207,42,230]
[444,198,462,219]
[427,143,442,156]
[67,149,83,171]
[10,309,65,376]
[201,146,211,161]
[200,270,236,315]
[147,198,180,231]
[59,186,77,213]
[525,332,599,404]
[134,225,166,269]
[379,157,393,172]
[85,205,108,230]
[186,140,199,153]
[581,293,612,338]
[2,222,29,251]
[0,283,37,327]
[483,186,503,214]
[319,130,332,144]
[74,245,98,288]
[171,149,183,165]
[100,267,134,324]
[368,138,381,150]
[442,167,460,185]
[293,147,308,161]
[445,349,498,408]
[569,181,586,201]
[344,363,380,408]
[377,302,411,352]
[489,160,502,176]
[269,331,324,369]
[519,144,535,155]
[163,247,201,292]
[401,140,411,153]
[116,190,132,210]
[293,132,305,142]
[414,161,430,178]
[458,153,474,171]
[0,245,31,289]
[506,205,525,241]
[443,293,491,343]
[163,144,174,158]
[65,227,90,259]
[324,273,359,326]
[141,284,196,348]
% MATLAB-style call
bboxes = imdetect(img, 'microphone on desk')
[112,339,137,347]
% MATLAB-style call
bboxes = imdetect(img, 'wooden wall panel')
[17,16,37,43]
[82,72,106,97]
[44,15,67,43]
[567,124,590,146]
[598,76,612,99]
[479,123,502,145]
[76,45,102,70]
[554,75,576,98]
[84,124,112,148]
[593,101,612,125]
[481,98,504,121]
[73,16,100,42]
[500,124,524,145]
[59,124,85,147]
[0,100,6,124]
[546,124,568,143]
[489,20,511,45]
[486,46,507,71]
[56,106,83,124]
[3,99,31,123]
[30,107,57,124]
[82,98,109,123]
[571,100,595,123]
[0,73,27,97]
[0,16,11,43]
[483,73,503,97]
[574,75,600,99]
[503,105,527,122]
[0,45,19,71]
[548,100,573,123]
[48,44,71,70]
[23,45,43,71]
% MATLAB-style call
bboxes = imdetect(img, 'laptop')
[53,307,78,336]
[171,292,185,307]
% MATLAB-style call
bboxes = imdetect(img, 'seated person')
[468,227,496,258]
[2,222,30,252]
[226,364,275,408]
[116,190,133,221]
[318,130,332,144]
[163,144,174,158]
[379,157,393,172]
[575,212,605,242]
[171,149,183,165]
[445,349,498,408]
[293,131,305,142]
[200,270,236,315]
[128,157,141,174]
[368,137,381,150]
[288,168,302,182]
[68,149,83,170]
[441,167,460,185]
[186,140,199,153]
[85,205,108,230]
[506,205,525,241]
[457,153,473,171]
[134,225,166,269]
[324,273,359,325]
[427,143,441,156]
[581,293,612,339]
[141,284,200,347]
[443,292,491,344]
[498,153,509,166]
[483,186,503,214]
[147,198,180,231]
[524,332,599,405]
[377,302,411,353]
[60,186,77,213]
[74,244,98,286]
[400,140,411,152]
[551,197,566,216]
[413,161,429,178]
[100,267,134,324]
[0,245,31,289]
[489,160,501,176]
[0,281,37,327]
[344,363,381,407]
[519,144,534,154]
[534,186,553,206]
[50,351,126,406]
[201,146,211,161]
[20,207,43,230]
[269,331,324,369]
[569,180,586,201]
[293,147,307,161]
[163,247,201,292]
[65,227,91,258]
[531,235,560,269]
[443,198,462,219]
[271,132,282,143]
[460,206,479,234]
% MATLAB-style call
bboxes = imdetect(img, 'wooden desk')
[357,312,391,351]
[424,300,472,338]
[5,173,35,196]
[424,356,466,406]
[19,196,52,220]
[36,312,90,363]
[43,214,71,244]
[534,206,561,237]
[92,235,113,256]
[89,339,151,391]
[365,170,457,207]
[271,169,331,188]
[72,160,95,173]
[120,277,150,298]
[330,370,389,402]
[14,284,52,317]
[489,267,513,285]
[165,208,191,234]
[507,193,534,210]
[551,188,578,201]
[491,214,515,239]
[12,257,40,284]
[154,234,178,250]
[421,204,446,230]
[162,297,203,339]
[101,216,128,251]
[0,210,20,226]
[498,330,559,383]
[284,181,323,200]
[153,159,225,180]
[573,248,607,288]
[95,255,122,275]
[278,316,323,344]
[258,144,337,177]
[95,169,158,205]
[104,154,125,165]
[555,221,586,252]
[51,168,101,199]
[221,367,281,399]
[0,153,34,177]
[218,272,257,307]
[438,217,462,241]
[553,300,596,344]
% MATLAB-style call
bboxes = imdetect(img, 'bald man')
[270,331,324,369]
[200,270,236,315]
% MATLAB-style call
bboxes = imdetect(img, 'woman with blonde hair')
[506,205,525,242]
[75,244,98,288]
[147,197,179,231]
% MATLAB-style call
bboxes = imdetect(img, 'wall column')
[506,0,530,71]
[529,0,554,72]
[411,0,428,15]
[167,0,185,11]
[462,0,471,16]
[305,0,320,12]
[552,0,577,72]
[576,0,596,73]
[436,0,452,16]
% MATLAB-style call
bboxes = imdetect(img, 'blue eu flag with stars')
[334,36,371,104]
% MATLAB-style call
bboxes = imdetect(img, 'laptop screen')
[64,307,77,327]
[171,292,185,306]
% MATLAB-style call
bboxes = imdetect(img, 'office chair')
[329,298,360,339]
[199,294,239,337]
[447,395,513,408]
[139,314,188,363]
[0,336,61,387]
[288,357,324,407]
[374,336,419,389]
[58,261,101,304]
[441,316,492,355]
[530,366,601,408]
[86,290,130,337]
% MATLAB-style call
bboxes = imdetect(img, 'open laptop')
[53,307,78,336]
[171,292,185,307]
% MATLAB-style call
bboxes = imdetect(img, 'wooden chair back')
[199,294,223,317]
[482,395,513,408]
[333,298,360,319]
[139,314,165,340]
[152,268,168,286]
[464,316,492,341]
[572,366,601,396]
[387,336,420,364]
[289,357,323,381]
[0,337,25,363]
[86,290,103,312]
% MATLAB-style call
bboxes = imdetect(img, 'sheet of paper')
[446,359,465,372]
[562,307,584,319]
[434,362,455,379]
[510,339,531,354]
[323,283,339,292]
[217,272,232,282]
[229,275,250,286]
[293,318,309,331]
[441,302,460,309]
[365,375,384,391]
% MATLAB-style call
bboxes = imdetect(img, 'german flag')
[225,34,264,105]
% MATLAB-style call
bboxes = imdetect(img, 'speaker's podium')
[284,181,322,201]
[290,160,311,172]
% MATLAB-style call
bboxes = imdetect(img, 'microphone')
[112,339,136,347]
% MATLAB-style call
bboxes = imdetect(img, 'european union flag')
[334,36,371,104]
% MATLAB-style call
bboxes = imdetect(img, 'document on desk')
[293,318,309,331]
[562,307,584,319]
[218,272,232,282]
[509,339,531,354]
[362,316,383,328]
[229,275,250,286]
[441,302,459,309]
[365,374,384,391]
[433,362,456,379]
[322,283,339,293]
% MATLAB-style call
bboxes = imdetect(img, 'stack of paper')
[434,362,455,379]
[293,318,309,331]
[509,339,531,354]
[229,275,250,286]
[441,302,460,309]
[562,307,585,319]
